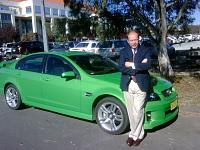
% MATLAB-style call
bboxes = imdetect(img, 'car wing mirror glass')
[61,71,75,78]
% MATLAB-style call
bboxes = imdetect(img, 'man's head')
[127,30,140,49]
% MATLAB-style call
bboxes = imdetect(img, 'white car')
[1,42,17,60]
[184,34,193,42]
[69,40,99,53]
[167,36,179,44]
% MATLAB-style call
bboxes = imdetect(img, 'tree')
[122,0,200,78]
[52,18,67,42]
[67,17,91,39]
[63,0,200,78]
[0,26,17,44]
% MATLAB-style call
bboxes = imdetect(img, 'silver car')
[97,40,128,58]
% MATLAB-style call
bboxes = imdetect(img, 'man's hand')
[125,61,135,69]
[141,58,148,63]
[125,62,132,67]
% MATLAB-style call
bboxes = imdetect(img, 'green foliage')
[51,18,67,42]
[66,17,91,39]
[63,0,127,40]
[45,22,54,42]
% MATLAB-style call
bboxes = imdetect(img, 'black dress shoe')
[134,139,142,146]
[126,137,134,147]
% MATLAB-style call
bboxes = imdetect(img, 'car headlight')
[162,87,172,97]
[146,92,160,101]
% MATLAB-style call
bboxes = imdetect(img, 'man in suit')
[119,30,151,146]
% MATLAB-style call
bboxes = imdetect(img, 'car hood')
[90,74,172,93]
[153,77,172,93]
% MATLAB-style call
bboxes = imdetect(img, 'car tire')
[5,84,22,110]
[6,53,12,60]
[95,97,129,135]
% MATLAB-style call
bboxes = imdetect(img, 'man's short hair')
[127,29,140,37]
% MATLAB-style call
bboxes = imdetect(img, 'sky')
[193,9,200,25]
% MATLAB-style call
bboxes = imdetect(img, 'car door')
[41,55,81,112]
[91,42,99,53]
[15,54,45,104]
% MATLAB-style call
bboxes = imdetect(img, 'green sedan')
[0,52,178,135]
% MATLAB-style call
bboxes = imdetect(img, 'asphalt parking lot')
[0,94,200,150]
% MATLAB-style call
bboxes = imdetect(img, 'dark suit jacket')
[119,44,151,92]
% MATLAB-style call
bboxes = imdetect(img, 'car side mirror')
[61,71,75,78]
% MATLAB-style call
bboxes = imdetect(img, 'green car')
[0,52,178,135]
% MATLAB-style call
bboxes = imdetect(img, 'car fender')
[80,86,125,118]
[3,77,24,102]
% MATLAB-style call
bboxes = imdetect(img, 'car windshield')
[53,44,65,49]
[7,44,14,48]
[69,54,119,75]
[75,43,89,48]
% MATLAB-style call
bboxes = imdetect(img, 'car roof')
[78,40,98,43]
[31,51,96,57]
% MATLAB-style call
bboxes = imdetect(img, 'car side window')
[91,43,97,48]
[15,55,44,73]
[45,56,73,76]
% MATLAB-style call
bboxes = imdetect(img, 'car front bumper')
[144,98,179,129]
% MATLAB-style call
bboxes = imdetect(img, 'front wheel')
[5,84,22,110]
[95,97,129,135]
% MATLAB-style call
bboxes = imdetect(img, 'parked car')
[167,36,179,44]
[69,40,99,53]
[64,41,79,50]
[0,52,179,135]
[1,42,18,60]
[49,44,69,52]
[0,49,3,62]
[141,38,176,59]
[183,34,193,42]
[16,41,44,55]
[177,35,185,43]
[97,39,128,58]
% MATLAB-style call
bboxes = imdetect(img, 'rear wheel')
[5,84,22,110]
[95,97,129,135]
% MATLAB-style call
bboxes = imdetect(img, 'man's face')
[128,32,139,49]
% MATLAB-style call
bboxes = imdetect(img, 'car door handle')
[43,78,50,81]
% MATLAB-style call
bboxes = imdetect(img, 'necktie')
[131,48,137,82]
[132,48,137,59]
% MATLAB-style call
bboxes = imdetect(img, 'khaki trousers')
[124,80,146,141]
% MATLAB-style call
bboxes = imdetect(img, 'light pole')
[41,0,49,51]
